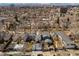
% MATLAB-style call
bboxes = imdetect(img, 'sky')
[0,3,79,7]
[0,0,79,6]
[0,0,78,3]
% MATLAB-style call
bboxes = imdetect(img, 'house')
[53,31,76,49]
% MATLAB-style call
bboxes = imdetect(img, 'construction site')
[0,3,79,56]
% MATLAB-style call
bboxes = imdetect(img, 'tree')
[14,14,21,23]
[63,18,71,30]
[56,17,60,25]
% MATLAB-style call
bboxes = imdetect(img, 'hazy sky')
[0,0,78,3]
[0,3,79,6]
[0,0,79,7]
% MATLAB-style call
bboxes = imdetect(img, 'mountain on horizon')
[0,3,79,7]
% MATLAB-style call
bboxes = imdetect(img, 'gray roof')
[0,17,7,21]
[32,43,42,50]
[45,39,52,43]
[23,33,29,41]
[42,32,50,38]
[4,33,11,41]
[12,34,21,41]
[55,31,74,44]
[50,31,76,48]
[30,33,36,40]
[35,35,41,41]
